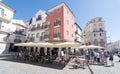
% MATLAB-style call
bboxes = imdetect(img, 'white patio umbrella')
[86,45,104,49]
[79,45,87,49]
[34,42,54,47]
[54,42,80,48]
[14,42,34,47]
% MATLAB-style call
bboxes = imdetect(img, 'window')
[54,29,60,37]
[36,15,42,21]
[94,33,96,37]
[94,24,96,26]
[94,39,98,45]
[56,7,61,12]
[93,28,96,32]
[44,32,49,39]
[41,32,44,36]
[44,22,50,29]
[16,36,20,39]
[72,34,73,37]
[36,33,40,38]
[99,23,102,26]
[0,20,2,29]
[37,24,40,28]
[31,34,35,37]
[100,33,102,36]
[0,8,4,17]
[67,20,69,25]
[100,39,104,42]
[54,18,60,26]
[49,12,53,15]
[40,32,44,40]
[66,30,69,35]
[99,28,103,31]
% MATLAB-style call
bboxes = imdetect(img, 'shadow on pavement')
[68,65,86,69]
[0,57,65,70]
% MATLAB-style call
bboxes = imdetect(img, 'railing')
[44,35,49,39]
[75,30,78,34]
[54,33,60,38]
[14,39,22,43]
[93,30,104,32]
[28,37,35,42]
[14,30,26,35]
[54,21,61,26]
[31,27,36,31]
[0,15,11,23]
[31,26,44,31]
[40,36,44,41]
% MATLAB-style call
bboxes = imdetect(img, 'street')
[0,56,90,74]
[90,55,120,74]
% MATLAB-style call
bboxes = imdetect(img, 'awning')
[14,42,34,47]
[54,42,80,48]
[14,42,53,47]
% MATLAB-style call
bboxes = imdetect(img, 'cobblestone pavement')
[90,55,120,74]
[0,57,91,74]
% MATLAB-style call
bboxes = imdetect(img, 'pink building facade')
[45,2,75,42]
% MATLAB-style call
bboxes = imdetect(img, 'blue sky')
[3,0,120,42]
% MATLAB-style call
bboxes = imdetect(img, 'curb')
[87,65,94,74]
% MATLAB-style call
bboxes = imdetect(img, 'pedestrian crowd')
[84,49,114,66]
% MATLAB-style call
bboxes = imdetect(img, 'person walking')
[109,52,114,66]
[90,50,94,64]
[96,52,100,64]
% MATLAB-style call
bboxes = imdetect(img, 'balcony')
[93,30,105,32]
[44,22,50,29]
[75,30,78,34]
[75,38,77,41]
[31,26,44,31]
[0,15,11,23]
[44,35,49,41]
[29,37,35,42]
[40,36,44,41]
[94,41,98,46]
[14,39,22,43]
[54,21,60,27]
[53,33,60,40]
[14,30,26,35]
[44,25,50,29]
[54,33,60,38]
[100,42,105,47]
[44,35,49,39]
[31,27,36,31]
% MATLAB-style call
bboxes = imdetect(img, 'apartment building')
[84,17,107,49]
[0,1,15,54]
[74,23,82,44]
[45,2,75,42]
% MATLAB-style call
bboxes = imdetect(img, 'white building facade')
[84,17,107,49]
[27,10,47,42]
[7,19,27,52]
[74,23,82,44]
[0,1,15,54]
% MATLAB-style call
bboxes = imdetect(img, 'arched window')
[36,15,42,21]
